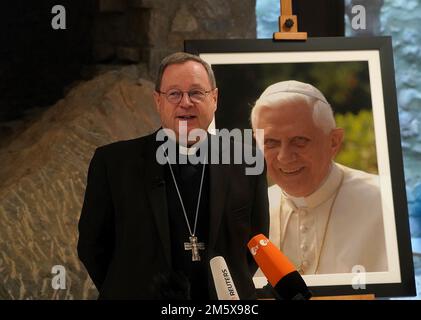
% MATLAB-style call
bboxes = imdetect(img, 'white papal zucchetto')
[255,80,329,106]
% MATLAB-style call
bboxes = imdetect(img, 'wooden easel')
[273,0,307,40]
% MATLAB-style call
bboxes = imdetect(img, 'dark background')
[0,1,94,122]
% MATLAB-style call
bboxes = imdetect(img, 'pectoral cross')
[184,236,205,261]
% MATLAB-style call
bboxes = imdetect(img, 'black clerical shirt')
[164,148,210,300]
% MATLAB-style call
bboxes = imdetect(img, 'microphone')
[210,256,240,300]
[248,234,312,300]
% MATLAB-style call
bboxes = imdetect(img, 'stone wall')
[381,0,421,238]
[92,0,257,78]
[0,66,160,299]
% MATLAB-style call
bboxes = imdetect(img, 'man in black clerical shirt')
[164,144,210,299]
[77,52,269,299]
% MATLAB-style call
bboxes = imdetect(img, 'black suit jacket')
[77,130,269,299]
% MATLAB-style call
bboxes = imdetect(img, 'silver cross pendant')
[184,236,205,261]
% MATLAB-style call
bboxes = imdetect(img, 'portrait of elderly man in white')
[251,80,388,275]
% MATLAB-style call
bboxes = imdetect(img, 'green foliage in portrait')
[335,110,378,174]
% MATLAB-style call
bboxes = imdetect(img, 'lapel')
[208,133,230,251]
[143,131,172,267]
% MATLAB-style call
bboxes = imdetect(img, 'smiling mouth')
[279,167,305,175]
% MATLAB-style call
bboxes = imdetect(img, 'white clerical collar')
[284,162,344,209]
[179,144,197,156]
[161,128,200,156]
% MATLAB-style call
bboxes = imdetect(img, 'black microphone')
[248,234,312,300]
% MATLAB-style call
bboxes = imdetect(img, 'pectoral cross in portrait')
[184,236,205,261]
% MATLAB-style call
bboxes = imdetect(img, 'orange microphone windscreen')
[247,234,296,287]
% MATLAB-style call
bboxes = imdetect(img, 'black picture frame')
[185,37,416,298]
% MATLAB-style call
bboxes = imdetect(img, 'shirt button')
[300,225,308,233]
[302,260,309,268]
[300,243,308,251]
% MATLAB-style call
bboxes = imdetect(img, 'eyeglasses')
[158,88,214,104]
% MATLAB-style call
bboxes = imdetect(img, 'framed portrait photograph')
[185,37,416,298]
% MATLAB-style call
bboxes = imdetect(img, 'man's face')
[153,61,218,143]
[255,102,343,197]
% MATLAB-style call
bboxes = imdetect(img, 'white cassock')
[262,162,388,275]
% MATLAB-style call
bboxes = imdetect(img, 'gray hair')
[251,81,336,134]
[155,52,216,91]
